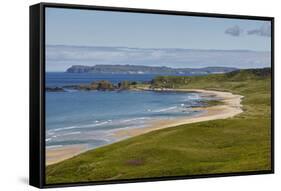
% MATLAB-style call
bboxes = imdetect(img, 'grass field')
[46,68,272,184]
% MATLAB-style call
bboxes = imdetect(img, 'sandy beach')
[112,89,244,138]
[46,88,243,165]
[46,144,87,165]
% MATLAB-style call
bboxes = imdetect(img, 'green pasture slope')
[46,68,272,184]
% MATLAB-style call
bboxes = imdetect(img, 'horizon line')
[46,65,272,73]
[46,44,270,53]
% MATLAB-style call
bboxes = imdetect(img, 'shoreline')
[112,88,243,138]
[46,144,88,166]
[46,88,243,166]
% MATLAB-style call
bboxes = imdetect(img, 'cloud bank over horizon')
[46,45,271,72]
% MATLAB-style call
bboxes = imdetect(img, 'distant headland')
[66,65,237,75]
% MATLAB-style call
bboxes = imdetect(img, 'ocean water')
[46,73,206,149]
[46,72,157,87]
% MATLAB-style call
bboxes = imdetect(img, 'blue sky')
[45,7,271,71]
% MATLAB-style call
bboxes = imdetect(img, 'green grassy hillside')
[46,68,272,184]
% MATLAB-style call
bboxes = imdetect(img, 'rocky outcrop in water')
[46,80,138,92]
[46,87,65,92]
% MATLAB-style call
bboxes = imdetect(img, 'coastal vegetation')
[46,68,272,184]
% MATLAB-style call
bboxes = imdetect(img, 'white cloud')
[248,22,271,37]
[225,25,243,37]
[46,45,271,71]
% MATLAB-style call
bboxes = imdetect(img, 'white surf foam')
[53,125,78,132]
[152,106,178,112]
[62,131,81,136]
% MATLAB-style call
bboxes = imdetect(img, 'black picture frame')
[30,2,275,189]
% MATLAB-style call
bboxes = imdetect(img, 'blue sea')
[46,73,206,149]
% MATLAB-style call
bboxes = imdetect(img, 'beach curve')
[46,88,244,165]
[112,88,244,138]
